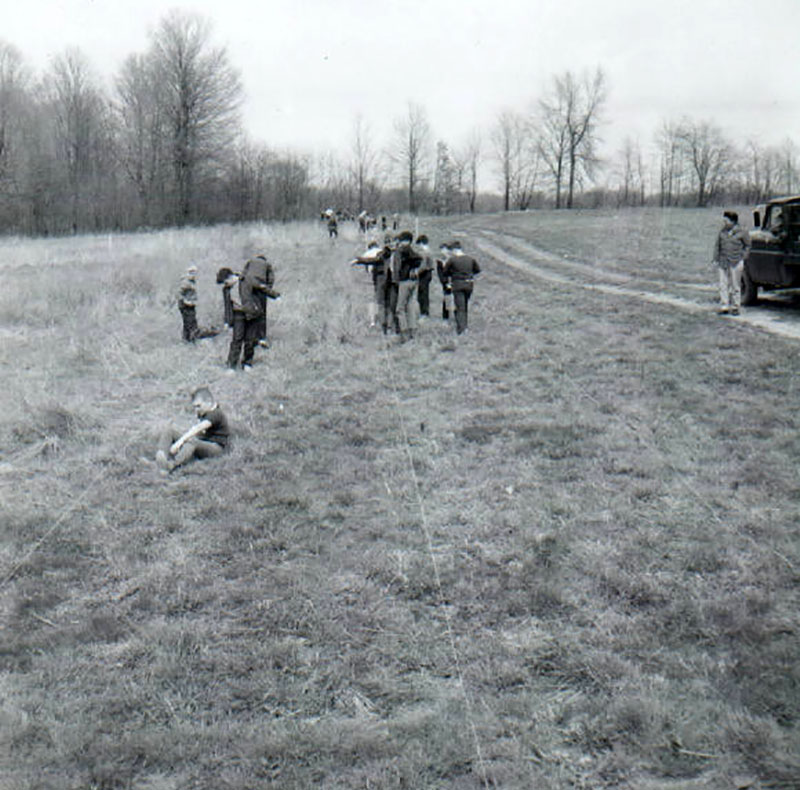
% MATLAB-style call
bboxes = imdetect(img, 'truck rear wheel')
[741,267,759,306]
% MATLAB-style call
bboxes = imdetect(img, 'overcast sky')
[4,0,800,180]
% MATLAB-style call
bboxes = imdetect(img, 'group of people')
[163,228,481,476]
[350,231,481,338]
[161,255,280,474]
[176,255,281,370]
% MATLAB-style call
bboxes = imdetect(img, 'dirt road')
[475,230,800,343]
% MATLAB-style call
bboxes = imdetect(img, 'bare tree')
[539,68,606,209]
[615,137,647,206]
[271,152,309,221]
[433,140,465,215]
[492,110,540,210]
[742,140,781,203]
[349,114,380,212]
[115,53,170,225]
[0,42,29,190]
[492,110,517,211]
[779,138,798,196]
[44,48,113,231]
[147,10,242,224]
[226,138,269,221]
[391,101,431,214]
[456,128,481,213]
[678,118,731,207]
[314,150,352,211]
[655,120,685,207]
[538,94,568,208]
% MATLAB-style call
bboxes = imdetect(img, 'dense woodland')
[0,10,798,236]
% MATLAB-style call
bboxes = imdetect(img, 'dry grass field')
[1,209,798,789]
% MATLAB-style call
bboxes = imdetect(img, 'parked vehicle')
[743,195,800,304]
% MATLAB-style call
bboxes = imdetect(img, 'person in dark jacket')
[415,235,434,317]
[228,255,280,369]
[442,240,481,334]
[713,210,750,315]
[436,242,453,320]
[216,267,236,327]
[392,230,423,342]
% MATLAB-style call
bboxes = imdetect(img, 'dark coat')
[239,257,275,318]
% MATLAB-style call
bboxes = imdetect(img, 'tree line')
[0,11,797,237]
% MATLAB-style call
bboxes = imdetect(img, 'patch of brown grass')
[1,214,799,788]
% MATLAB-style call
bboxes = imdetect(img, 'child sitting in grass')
[155,387,229,474]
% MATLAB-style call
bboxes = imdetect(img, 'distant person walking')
[713,210,750,316]
[327,214,338,239]
[442,240,481,334]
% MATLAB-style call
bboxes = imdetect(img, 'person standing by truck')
[713,210,751,316]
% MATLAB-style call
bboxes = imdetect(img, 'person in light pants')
[392,230,423,342]
[713,210,750,316]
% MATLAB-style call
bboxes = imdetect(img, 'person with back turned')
[442,240,481,334]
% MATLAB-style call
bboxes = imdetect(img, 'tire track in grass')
[497,230,716,292]
[474,234,800,343]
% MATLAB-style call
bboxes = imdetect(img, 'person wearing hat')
[442,240,481,334]
[713,210,750,315]
[177,265,200,341]
[391,230,423,342]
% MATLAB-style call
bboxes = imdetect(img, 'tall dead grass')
[0,211,798,788]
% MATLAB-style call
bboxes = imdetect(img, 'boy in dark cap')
[713,210,750,316]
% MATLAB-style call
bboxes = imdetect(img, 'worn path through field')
[474,231,800,343]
